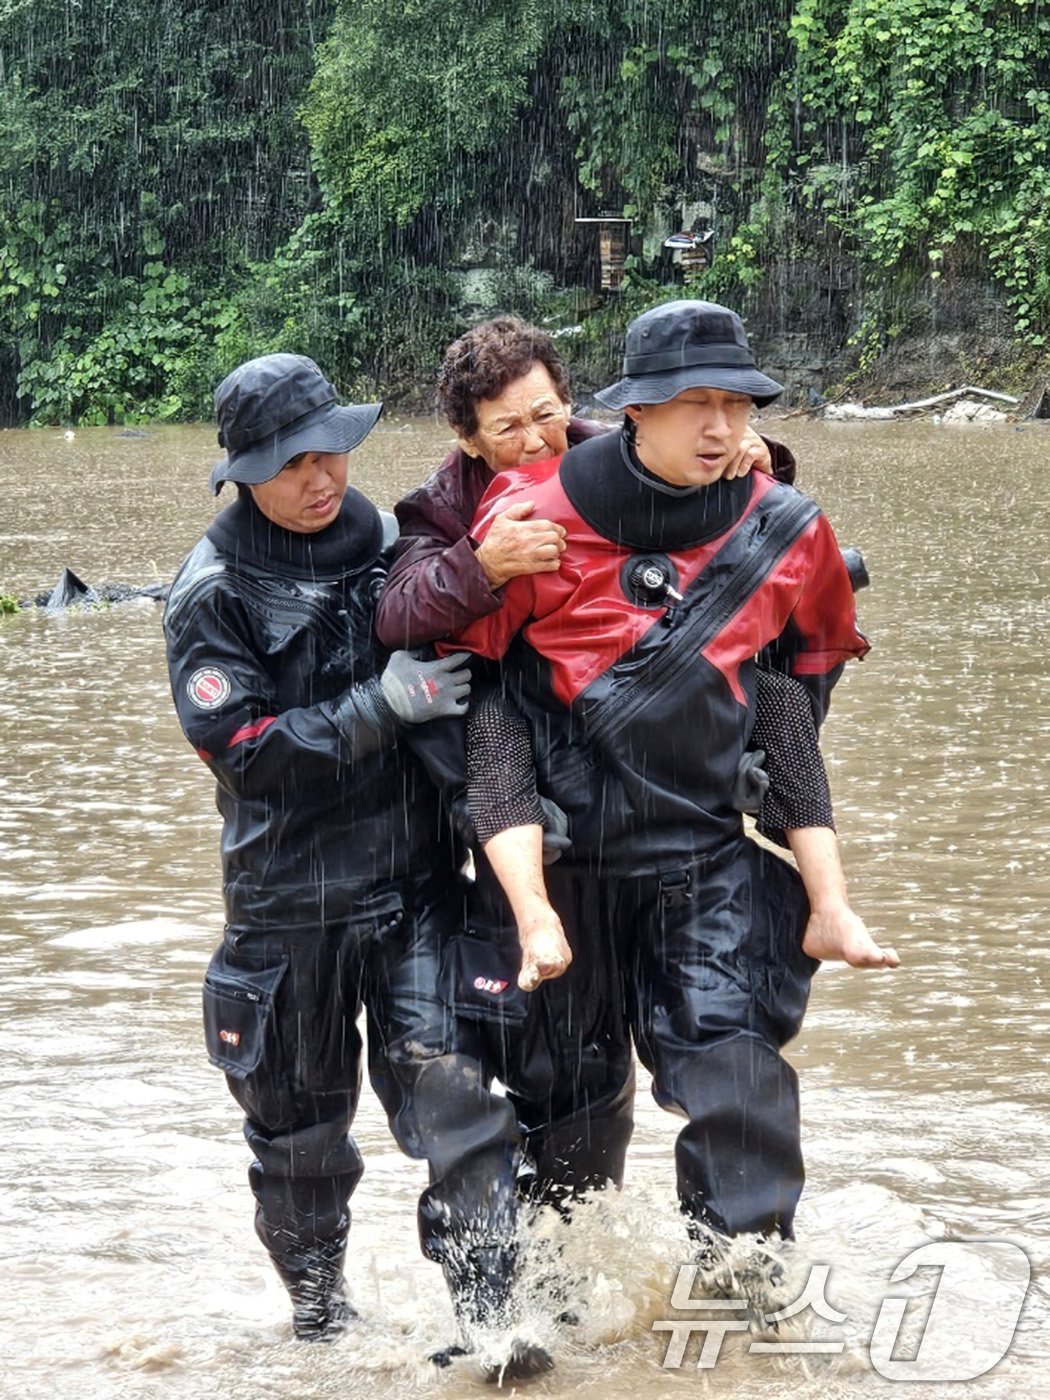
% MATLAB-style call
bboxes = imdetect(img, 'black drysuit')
[163,490,519,1295]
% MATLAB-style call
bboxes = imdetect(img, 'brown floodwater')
[0,415,1047,1399]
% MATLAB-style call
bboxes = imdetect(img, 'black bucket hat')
[210,353,383,495]
[594,300,783,410]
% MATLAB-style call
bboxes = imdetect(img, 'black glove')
[539,796,572,865]
[379,650,471,724]
[732,748,770,815]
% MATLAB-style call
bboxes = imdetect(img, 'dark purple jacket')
[375,417,795,649]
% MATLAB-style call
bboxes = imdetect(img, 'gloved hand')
[379,650,471,724]
[539,797,571,865]
[732,748,770,814]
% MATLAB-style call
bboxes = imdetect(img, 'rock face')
[742,270,1018,407]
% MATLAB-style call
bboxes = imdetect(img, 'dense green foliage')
[781,0,1050,350]
[2,0,1049,424]
[0,0,335,423]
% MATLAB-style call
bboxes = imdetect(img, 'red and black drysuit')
[163,490,520,1318]
[376,418,798,650]
[446,428,870,1241]
[376,419,820,1207]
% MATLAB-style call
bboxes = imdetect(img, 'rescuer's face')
[625,388,754,488]
[250,450,349,533]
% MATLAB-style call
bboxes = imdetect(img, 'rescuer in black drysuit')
[163,354,545,1377]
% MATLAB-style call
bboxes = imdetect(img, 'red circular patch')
[187,667,232,710]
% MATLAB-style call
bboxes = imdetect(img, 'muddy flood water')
[0,415,1047,1400]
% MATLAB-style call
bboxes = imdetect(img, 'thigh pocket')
[438,932,529,1026]
[202,946,289,1079]
[755,849,819,1044]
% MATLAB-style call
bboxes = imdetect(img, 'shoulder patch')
[187,667,232,710]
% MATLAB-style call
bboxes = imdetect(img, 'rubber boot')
[271,1235,357,1342]
[443,1243,517,1333]
[439,1244,553,1384]
[689,1223,787,1319]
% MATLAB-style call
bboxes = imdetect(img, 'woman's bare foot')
[802,904,900,967]
[518,906,573,991]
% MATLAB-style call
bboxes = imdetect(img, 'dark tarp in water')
[43,568,99,609]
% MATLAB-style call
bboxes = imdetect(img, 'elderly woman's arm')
[375,452,507,649]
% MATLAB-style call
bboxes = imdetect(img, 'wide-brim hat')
[210,352,383,495]
[595,299,783,410]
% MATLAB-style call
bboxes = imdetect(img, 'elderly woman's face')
[457,362,572,473]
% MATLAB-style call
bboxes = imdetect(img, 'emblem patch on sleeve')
[187,667,232,710]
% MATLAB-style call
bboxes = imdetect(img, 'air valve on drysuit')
[621,554,684,616]
[621,546,869,615]
[840,547,869,592]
